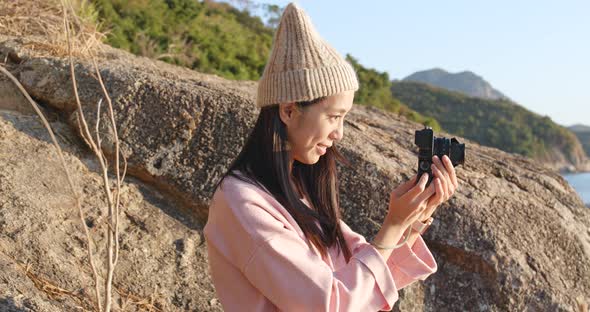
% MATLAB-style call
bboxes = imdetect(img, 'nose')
[330,120,344,141]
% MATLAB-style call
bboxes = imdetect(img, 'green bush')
[91,0,274,80]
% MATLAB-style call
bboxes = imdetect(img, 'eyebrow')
[333,108,349,113]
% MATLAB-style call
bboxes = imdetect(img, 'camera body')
[414,126,465,186]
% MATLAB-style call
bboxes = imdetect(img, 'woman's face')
[279,90,355,165]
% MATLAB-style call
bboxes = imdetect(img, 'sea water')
[562,172,590,206]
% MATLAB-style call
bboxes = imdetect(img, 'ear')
[278,102,298,126]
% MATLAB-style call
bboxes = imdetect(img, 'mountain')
[390,81,590,172]
[569,124,590,159]
[403,68,509,100]
[345,55,440,130]
[569,124,590,132]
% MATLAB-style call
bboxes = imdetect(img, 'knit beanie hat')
[256,2,359,108]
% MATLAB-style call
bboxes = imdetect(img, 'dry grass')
[0,0,127,310]
[3,250,163,312]
[17,260,94,311]
[0,0,105,59]
[116,287,164,312]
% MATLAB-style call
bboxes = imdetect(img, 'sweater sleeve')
[339,220,438,290]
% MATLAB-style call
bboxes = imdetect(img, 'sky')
[247,0,590,127]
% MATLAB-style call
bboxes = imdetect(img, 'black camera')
[415,126,465,186]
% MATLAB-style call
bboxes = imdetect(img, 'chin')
[310,158,320,164]
[302,159,319,165]
[298,155,320,165]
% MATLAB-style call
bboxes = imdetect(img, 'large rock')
[0,110,221,311]
[1,36,589,311]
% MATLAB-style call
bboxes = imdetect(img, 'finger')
[402,173,429,199]
[417,202,429,215]
[424,194,442,214]
[410,202,428,219]
[437,156,456,197]
[427,178,444,206]
[433,156,451,184]
[431,161,449,200]
[423,179,443,215]
[433,156,452,198]
[434,177,446,205]
[414,179,436,204]
[442,155,458,190]
[393,174,418,197]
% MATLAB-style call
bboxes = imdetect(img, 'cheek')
[288,122,312,149]
[291,115,330,149]
[313,124,332,144]
[297,119,321,142]
[319,122,334,139]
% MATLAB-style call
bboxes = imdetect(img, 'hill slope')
[391,81,588,171]
[569,124,590,159]
[92,0,275,80]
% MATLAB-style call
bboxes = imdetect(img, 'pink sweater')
[203,172,438,311]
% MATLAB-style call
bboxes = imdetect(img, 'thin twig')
[90,55,124,268]
[95,97,102,151]
[0,63,102,312]
[62,1,108,311]
[60,3,122,310]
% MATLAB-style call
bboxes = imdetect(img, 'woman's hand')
[419,155,459,221]
[386,173,436,229]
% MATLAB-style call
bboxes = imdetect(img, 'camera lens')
[433,137,450,157]
[450,138,465,166]
[419,160,430,171]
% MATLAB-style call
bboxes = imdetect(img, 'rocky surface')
[1,36,589,311]
[0,110,221,311]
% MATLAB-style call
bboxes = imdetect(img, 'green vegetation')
[391,81,582,161]
[578,133,590,157]
[345,55,440,130]
[570,126,590,157]
[90,0,440,128]
[91,0,274,80]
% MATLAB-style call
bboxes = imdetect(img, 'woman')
[203,2,458,311]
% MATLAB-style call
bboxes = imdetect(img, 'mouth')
[316,143,330,155]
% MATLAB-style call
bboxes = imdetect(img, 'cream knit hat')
[256,2,359,108]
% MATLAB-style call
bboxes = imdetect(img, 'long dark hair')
[213,97,353,263]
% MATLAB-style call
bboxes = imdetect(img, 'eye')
[330,115,341,121]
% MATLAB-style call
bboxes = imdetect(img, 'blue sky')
[248,1,589,127]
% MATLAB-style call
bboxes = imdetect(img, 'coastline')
[558,167,590,175]
[560,171,590,207]
[556,158,590,174]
